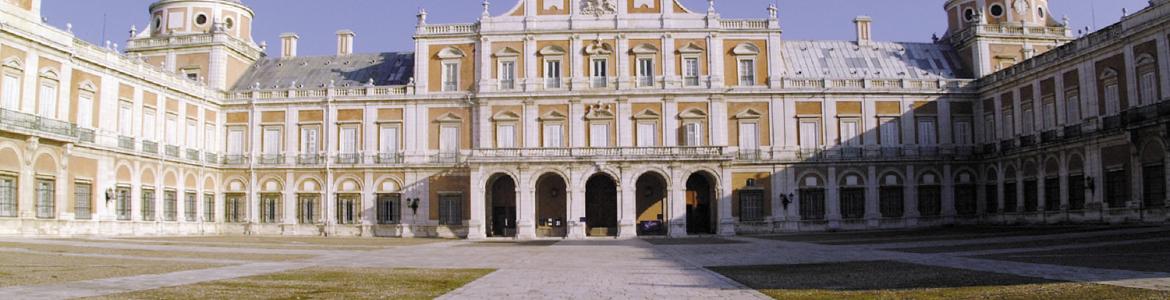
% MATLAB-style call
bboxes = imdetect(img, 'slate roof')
[781,40,970,80]
[231,52,415,91]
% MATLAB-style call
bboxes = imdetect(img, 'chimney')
[280,32,299,59]
[337,30,355,56]
[854,16,873,45]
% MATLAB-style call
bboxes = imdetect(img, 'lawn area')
[0,241,313,262]
[0,252,220,287]
[86,236,451,250]
[893,230,1170,254]
[975,240,1170,273]
[710,261,1170,300]
[752,226,1119,246]
[85,267,494,300]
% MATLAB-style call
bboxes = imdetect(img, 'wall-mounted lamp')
[407,198,420,215]
[105,188,115,203]
[781,193,794,210]
[1086,176,1095,193]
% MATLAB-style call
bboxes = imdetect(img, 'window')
[983,115,996,142]
[917,118,937,145]
[543,124,563,148]
[1023,180,1038,212]
[166,114,178,145]
[0,175,14,217]
[339,127,358,154]
[879,117,900,145]
[260,193,280,223]
[298,194,319,224]
[590,123,609,147]
[637,58,654,87]
[1065,90,1081,123]
[591,58,608,88]
[379,125,399,155]
[1103,82,1121,116]
[143,108,157,141]
[377,194,400,224]
[954,120,973,145]
[35,179,54,219]
[186,119,198,149]
[1003,182,1017,213]
[840,188,866,219]
[442,62,459,92]
[985,180,999,214]
[989,4,1005,17]
[185,192,197,222]
[737,59,756,86]
[75,181,92,219]
[683,57,700,86]
[115,187,131,220]
[337,194,360,225]
[225,194,244,223]
[799,188,826,220]
[262,126,282,156]
[1003,111,1015,137]
[496,124,516,148]
[919,184,941,217]
[544,59,562,88]
[438,193,463,225]
[119,101,133,136]
[195,14,208,26]
[963,8,976,21]
[499,60,516,90]
[797,120,818,149]
[204,124,216,152]
[1105,169,1132,208]
[682,122,702,146]
[1068,175,1086,210]
[301,126,320,154]
[1,73,19,110]
[880,177,904,218]
[741,122,761,149]
[1140,71,1158,106]
[839,118,861,146]
[636,122,656,147]
[1144,164,1166,208]
[203,193,215,222]
[1044,177,1060,211]
[142,188,156,221]
[164,190,177,221]
[226,128,245,155]
[955,184,977,216]
[38,80,57,118]
[1042,102,1056,130]
[738,190,765,222]
[439,125,459,153]
[1021,108,1033,135]
[77,92,94,128]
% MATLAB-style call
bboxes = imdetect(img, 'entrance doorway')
[585,174,618,236]
[486,174,517,237]
[635,173,667,236]
[535,173,568,238]
[685,172,716,235]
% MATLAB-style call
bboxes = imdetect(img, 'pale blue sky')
[43,0,1149,56]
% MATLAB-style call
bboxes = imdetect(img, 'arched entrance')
[635,172,668,236]
[486,174,517,238]
[685,172,716,235]
[585,174,618,236]
[535,173,568,238]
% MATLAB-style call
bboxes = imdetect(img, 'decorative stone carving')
[581,0,618,17]
[1012,0,1029,16]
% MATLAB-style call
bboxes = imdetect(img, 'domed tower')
[125,0,264,90]
[942,0,1072,77]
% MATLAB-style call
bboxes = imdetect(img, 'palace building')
[0,0,1167,239]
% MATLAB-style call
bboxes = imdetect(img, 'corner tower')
[125,0,264,91]
[942,0,1072,77]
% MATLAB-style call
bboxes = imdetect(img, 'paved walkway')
[2,227,1170,299]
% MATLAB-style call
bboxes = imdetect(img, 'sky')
[42,0,1150,56]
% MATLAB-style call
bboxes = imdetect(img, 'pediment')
[540,110,567,121]
[677,43,705,54]
[632,108,661,120]
[494,47,521,57]
[492,110,521,121]
[585,42,613,56]
[630,43,660,55]
[437,47,465,59]
[734,108,763,119]
[539,45,566,56]
[435,112,464,123]
[678,108,708,119]
[731,43,760,56]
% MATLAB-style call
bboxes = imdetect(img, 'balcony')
[953,145,976,157]
[1063,124,1083,139]
[297,154,324,165]
[880,147,902,158]
[1018,135,1036,147]
[1101,114,1124,131]
[376,153,404,164]
[0,108,79,141]
[186,149,200,161]
[683,76,701,87]
[498,79,515,91]
[165,145,180,158]
[1000,140,1015,152]
[636,76,654,88]
[335,153,362,165]
[257,154,284,165]
[840,147,863,159]
[919,146,940,157]
[1130,105,1158,124]
[223,155,249,166]
[543,77,563,89]
[78,128,95,143]
[142,141,159,154]
[1040,130,1059,144]
[118,136,136,150]
[471,147,727,163]
[430,152,464,164]
[737,149,765,161]
[204,152,219,164]
[591,77,608,88]
[980,143,997,155]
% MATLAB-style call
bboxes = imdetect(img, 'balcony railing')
[297,154,324,165]
[981,143,997,155]
[142,141,159,154]
[636,76,654,88]
[1018,135,1036,147]
[543,77,563,89]
[919,146,940,157]
[430,152,464,164]
[591,76,608,88]
[1101,114,1124,130]
[0,108,79,140]
[186,149,200,161]
[165,145,180,158]
[204,152,219,164]
[1040,130,1059,144]
[737,149,764,161]
[78,128,95,143]
[1063,124,1083,138]
[683,76,701,87]
[472,147,727,162]
[880,147,902,158]
[257,154,284,165]
[499,79,515,90]
[335,153,362,164]
[118,136,136,150]
[376,153,404,164]
[1000,140,1015,152]
[223,155,249,166]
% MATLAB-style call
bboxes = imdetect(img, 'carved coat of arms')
[582,0,618,17]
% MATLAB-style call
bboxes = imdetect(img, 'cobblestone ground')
[1,226,1168,299]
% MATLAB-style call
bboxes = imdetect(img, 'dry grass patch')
[0,252,220,287]
[86,267,493,300]
[710,261,1170,300]
[108,236,449,250]
[0,242,313,262]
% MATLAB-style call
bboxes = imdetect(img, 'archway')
[486,174,517,237]
[635,172,668,236]
[585,174,618,236]
[685,172,716,235]
[535,173,568,238]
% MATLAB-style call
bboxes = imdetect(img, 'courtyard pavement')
[1,226,1169,299]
